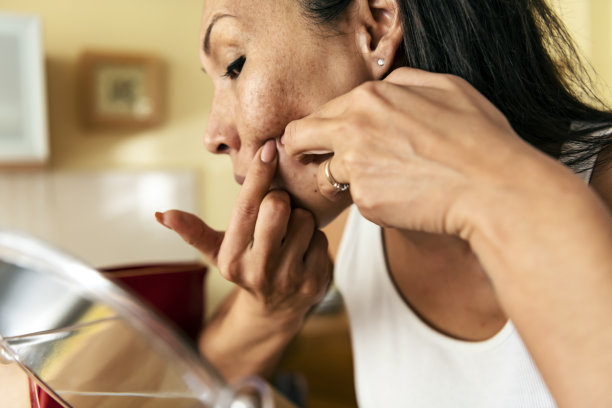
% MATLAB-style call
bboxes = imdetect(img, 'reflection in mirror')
[0,231,280,408]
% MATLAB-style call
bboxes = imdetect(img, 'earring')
[377,58,385,67]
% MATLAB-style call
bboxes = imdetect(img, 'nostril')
[217,143,229,153]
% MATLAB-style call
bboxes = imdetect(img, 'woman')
[156,0,612,406]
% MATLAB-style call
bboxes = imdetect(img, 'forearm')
[199,288,306,382]
[465,160,612,407]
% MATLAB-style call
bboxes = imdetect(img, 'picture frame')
[79,51,165,129]
[0,12,49,166]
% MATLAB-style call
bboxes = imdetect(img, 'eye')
[224,56,246,80]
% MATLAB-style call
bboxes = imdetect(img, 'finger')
[302,230,331,298]
[155,210,224,264]
[251,189,292,255]
[224,139,278,254]
[281,208,316,262]
[282,117,338,158]
[384,67,479,103]
[384,67,454,90]
[304,230,329,267]
[317,158,350,202]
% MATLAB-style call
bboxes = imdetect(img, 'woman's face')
[199,0,372,226]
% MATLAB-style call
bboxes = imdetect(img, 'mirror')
[0,231,280,408]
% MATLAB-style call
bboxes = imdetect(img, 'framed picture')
[0,12,49,166]
[79,51,165,129]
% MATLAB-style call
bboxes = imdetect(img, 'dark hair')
[299,0,612,173]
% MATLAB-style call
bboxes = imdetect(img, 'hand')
[283,67,546,237]
[156,139,331,319]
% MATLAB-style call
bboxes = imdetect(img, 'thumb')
[155,210,224,265]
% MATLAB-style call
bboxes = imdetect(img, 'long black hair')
[299,0,612,173]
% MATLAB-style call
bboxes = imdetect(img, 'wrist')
[199,288,307,381]
[232,288,308,332]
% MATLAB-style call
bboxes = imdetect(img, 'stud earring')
[377,58,385,67]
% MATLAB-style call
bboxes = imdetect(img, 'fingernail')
[279,134,285,146]
[261,139,277,163]
[155,212,172,230]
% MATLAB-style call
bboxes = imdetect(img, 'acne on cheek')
[240,68,308,139]
[239,70,319,196]
[276,149,318,193]
[312,171,318,193]
[277,148,350,227]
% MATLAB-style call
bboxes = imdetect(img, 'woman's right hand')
[156,139,331,321]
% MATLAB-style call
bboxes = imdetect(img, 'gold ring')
[324,159,349,192]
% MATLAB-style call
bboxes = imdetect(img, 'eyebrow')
[203,13,235,56]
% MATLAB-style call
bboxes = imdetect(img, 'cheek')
[238,75,303,141]
[277,147,319,191]
[277,149,351,227]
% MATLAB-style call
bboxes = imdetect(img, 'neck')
[382,227,507,341]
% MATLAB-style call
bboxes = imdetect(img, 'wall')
[554,0,612,104]
[0,0,238,314]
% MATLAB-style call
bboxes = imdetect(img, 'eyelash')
[224,56,246,80]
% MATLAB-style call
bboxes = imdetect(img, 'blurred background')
[0,1,611,407]
[0,0,610,323]
[0,0,239,316]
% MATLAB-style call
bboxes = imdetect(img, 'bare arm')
[283,67,612,406]
[198,288,305,380]
[461,152,612,407]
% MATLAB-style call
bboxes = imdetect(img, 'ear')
[354,0,403,79]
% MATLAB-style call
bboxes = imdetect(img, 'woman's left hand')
[282,67,549,237]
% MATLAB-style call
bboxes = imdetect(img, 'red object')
[28,262,208,407]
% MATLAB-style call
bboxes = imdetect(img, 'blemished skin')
[155,0,612,406]
[200,0,361,227]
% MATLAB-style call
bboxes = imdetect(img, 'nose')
[204,92,240,155]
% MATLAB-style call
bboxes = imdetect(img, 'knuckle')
[384,69,399,82]
[283,122,297,152]
[441,73,466,90]
[344,112,368,132]
[352,82,385,108]
[246,273,268,291]
[300,278,326,301]
[218,256,242,282]
[299,281,317,299]
[291,208,315,229]
[262,190,291,214]
[385,68,407,82]
[235,199,260,219]
[356,80,378,96]
[276,278,292,296]
[351,184,376,213]
[340,148,361,170]
[311,230,329,251]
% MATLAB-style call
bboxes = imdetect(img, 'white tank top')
[334,208,557,407]
[334,141,599,407]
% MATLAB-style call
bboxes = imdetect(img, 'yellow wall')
[1,0,238,314]
[1,0,610,315]
[554,0,612,103]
